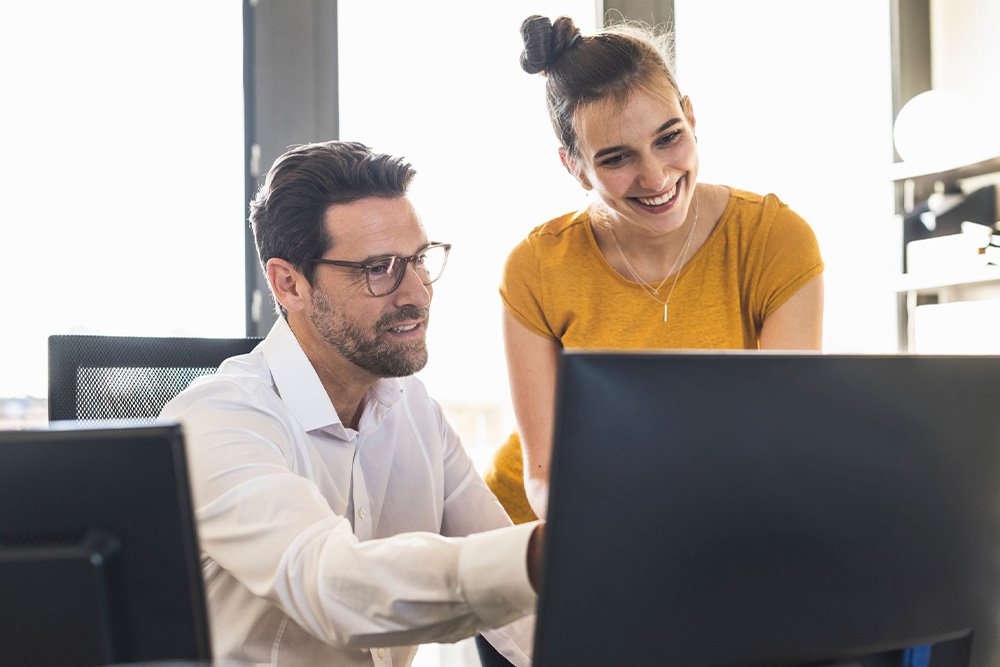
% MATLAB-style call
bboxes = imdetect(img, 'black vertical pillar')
[243,0,339,337]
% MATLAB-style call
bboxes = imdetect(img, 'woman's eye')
[657,130,681,146]
[600,154,627,167]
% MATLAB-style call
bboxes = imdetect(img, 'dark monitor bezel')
[0,421,211,664]
[535,351,1000,667]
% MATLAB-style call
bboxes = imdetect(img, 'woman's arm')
[503,270,823,519]
[502,308,561,519]
[759,275,824,350]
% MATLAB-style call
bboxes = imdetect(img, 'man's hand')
[527,522,546,593]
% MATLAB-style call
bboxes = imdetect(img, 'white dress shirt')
[160,316,537,666]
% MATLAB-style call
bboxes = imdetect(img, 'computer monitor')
[535,352,1000,667]
[0,422,211,666]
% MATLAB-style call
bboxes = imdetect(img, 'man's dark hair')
[248,140,416,315]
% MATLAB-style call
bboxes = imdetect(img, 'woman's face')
[571,80,698,236]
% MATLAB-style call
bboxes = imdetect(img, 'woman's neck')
[592,183,728,282]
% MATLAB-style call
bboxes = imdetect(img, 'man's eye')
[368,260,393,276]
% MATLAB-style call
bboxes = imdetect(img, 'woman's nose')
[637,156,670,192]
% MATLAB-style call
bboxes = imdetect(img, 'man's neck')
[286,315,375,430]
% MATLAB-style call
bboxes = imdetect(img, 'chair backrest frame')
[48,334,263,422]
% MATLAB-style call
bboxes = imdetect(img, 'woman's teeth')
[637,185,677,206]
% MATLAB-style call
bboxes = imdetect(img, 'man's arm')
[434,397,544,665]
[162,384,538,651]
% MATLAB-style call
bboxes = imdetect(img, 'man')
[160,141,542,666]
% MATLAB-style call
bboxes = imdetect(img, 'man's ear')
[267,258,309,314]
[558,147,593,191]
[682,95,696,133]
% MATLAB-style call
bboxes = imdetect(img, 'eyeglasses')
[308,242,451,297]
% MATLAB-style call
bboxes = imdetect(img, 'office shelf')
[895,265,1000,294]
[893,148,1000,351]
[891,152,1000,189]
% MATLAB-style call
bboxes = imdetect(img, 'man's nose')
[392,261,431,308]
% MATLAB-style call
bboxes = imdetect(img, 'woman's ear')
[682,95,697,133]
[558,147,593,191]
[267,258,309,314]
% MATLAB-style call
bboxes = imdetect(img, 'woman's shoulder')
[507,208,593,268]
[726,187,785,213]
[722,187,810,234]
[524,208,591,243]
[719,186,820,264]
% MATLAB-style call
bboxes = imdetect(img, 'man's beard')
[310,289,430,378]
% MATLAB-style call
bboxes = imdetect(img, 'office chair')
[47,334,262,421]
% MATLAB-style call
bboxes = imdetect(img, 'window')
[338,1,596,473]
[673,0,898,352]
[0,2,245,425]
[338,3,598,665]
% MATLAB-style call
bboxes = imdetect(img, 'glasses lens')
[366,257,402,296]
[365,245,450,296]
[413,245,448,285]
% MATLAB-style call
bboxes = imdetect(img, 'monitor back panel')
[535,353,1000,667]
[0,423,211,662]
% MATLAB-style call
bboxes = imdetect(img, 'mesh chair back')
[48,335,263,422]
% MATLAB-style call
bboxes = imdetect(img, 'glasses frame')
[307,242,452,297]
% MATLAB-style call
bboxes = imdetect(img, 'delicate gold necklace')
[605,191,699,323]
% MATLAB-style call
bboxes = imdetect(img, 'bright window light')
[338,3,597,665]
[0,2,245,407]
[674,0,898,353]
[338,1,597,475]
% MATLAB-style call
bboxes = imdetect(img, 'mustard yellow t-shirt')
[485,187,824,523]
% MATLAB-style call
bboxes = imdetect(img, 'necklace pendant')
[663,302,668,323]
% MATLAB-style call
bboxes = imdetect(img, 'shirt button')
[377,648,385,658]
[358,508,367,519]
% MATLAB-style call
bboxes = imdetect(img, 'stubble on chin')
[310,290,430,378]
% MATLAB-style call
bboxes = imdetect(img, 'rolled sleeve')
[459,521,540,628]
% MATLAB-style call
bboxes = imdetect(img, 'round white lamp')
[893,90,994,166]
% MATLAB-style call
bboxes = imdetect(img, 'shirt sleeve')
[435,399,538,665]
[160,382,538,655]
[755,201,825,321]
[499,235,559,340]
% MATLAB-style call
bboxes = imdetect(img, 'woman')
[485,15,825,523]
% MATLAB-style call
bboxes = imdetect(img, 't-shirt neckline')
[582,184,737,289]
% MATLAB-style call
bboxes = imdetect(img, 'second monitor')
[0,422,211,666]
[536,352,1000,667]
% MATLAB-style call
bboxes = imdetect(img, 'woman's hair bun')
[520,14,581,75]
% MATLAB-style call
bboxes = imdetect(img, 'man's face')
[307,196,432,378]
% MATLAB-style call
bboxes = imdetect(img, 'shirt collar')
[260,316,405,433]
[261,316,341,432]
